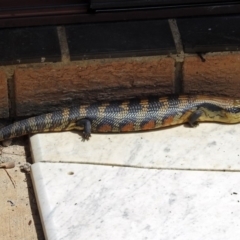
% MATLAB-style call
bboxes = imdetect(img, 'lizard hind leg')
[76,118,92,141]
[188,110,203,127]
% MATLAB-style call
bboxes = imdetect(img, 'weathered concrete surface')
[0,138,44,240]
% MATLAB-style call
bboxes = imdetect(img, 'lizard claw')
[81,132,91,141]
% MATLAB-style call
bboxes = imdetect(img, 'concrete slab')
[31,162,240,240]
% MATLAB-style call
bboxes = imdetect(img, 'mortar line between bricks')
[7,75,16,119]
[174,62,184,94]
[57,26,70,63]
[168,19,185,94]
[168,19,184,55]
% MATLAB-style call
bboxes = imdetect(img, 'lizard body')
[1,95,240,141]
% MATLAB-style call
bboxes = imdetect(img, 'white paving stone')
[30,123,240,170]
[31,162,240,240]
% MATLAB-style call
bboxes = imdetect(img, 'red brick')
[14,57,175,116]
[0,71,9,118]
[183,53,240,97]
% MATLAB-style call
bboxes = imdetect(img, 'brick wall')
[1,16,240,119]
